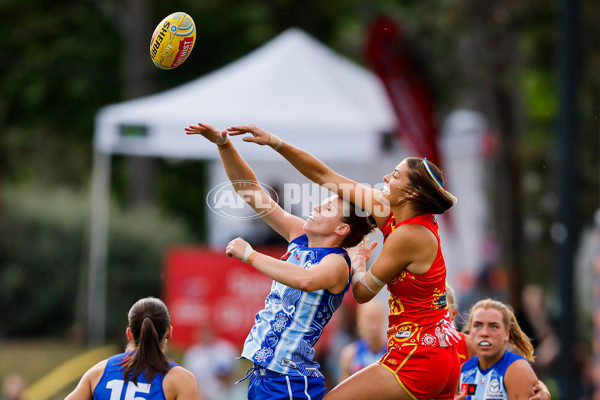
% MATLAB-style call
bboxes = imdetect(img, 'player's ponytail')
[404,157,456,215]
[506,307,535,362]
[122,297,171,384]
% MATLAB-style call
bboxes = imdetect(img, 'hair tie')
[423,157,458,205]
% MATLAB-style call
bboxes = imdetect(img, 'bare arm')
[186,123,305,241]
[226,237,349,293]
[227,124,391,227]
[351,225,435,303]
[504,359,538,399]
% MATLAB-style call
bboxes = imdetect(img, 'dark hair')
[403,157,455,214]
[340,201,377,248]
[123,297,171,384]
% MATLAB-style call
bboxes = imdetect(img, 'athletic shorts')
[379,344,460,400]
[247,367,326,400]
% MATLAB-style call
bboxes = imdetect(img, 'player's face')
[469,308,509,368]
[304,196,346,237]
[379,159,412,206]
[357,304,387,341]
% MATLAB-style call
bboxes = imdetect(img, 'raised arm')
[186,123,305,242]
[227,124,391,227]
[226,237,349,293]
[349,224,436,303]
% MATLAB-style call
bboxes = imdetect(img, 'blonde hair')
[468,298,534,362]
[446,284,458,315]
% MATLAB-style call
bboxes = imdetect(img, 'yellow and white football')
[150,12,196,70]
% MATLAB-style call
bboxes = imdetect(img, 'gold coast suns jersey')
[380,213,460,350]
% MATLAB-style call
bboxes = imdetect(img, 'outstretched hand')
[227,124,274,146]
[185,122,228,145]
[348,238,378,264]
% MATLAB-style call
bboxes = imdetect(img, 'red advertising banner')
[365,16,442,166]
[163,245,287,349]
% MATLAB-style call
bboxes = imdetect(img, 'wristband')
[247,252,258,265]
[370,270,384,287]
[242,243,257,263]
[351,271,366,289]
[216,133,229,146]
[351,269,385,294]
[268,134,283,151]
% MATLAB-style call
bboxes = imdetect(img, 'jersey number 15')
[106,379,151,400]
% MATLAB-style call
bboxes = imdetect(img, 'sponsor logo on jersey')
[396,330,412,338]
[280,357,297,368]
[461,383,477,395]
[485,377,504,398]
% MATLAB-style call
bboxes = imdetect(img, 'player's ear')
[126,327,133,341]
[451,308,458,320]
[336,223,350,236]
[166,325,173,340]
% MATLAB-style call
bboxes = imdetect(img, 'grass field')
[1,339,109,399]
[0,339,189,400]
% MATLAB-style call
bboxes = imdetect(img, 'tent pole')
[88,150,111,345]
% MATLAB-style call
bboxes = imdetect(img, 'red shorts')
[379,344,460,400]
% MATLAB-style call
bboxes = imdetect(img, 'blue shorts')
[247,367,326,400]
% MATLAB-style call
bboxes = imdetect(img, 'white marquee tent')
[88,28,488,343]
[95,28,394,162]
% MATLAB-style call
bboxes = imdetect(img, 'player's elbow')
[296,276,318,292]
[352,287,375,304]
[354,295,371,304]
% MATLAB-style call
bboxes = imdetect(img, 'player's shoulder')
[90,358,109,372]
[388,219,431,236]
[164,366,197,389]
[502,350,526,367]
[322,251,348,262]
[85,358,109,392]
[505,356,532,373]
[384,222,436,250]
[88,359,108,378]
[163,366,198,400]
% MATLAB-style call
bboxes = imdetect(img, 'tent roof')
[95,28,394,161]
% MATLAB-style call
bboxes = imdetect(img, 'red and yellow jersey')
[455,332,469,365]
[381,213,460,350]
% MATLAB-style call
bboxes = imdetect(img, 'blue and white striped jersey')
[241,234,350,377]
[93,352,177,400]
[459,350,525,399]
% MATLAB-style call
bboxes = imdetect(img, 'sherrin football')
[150,12,196,70]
